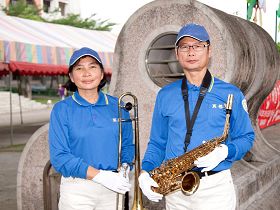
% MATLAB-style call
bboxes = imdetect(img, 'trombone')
[117,92,144,210]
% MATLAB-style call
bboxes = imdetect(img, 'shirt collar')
[185,74,214,92]
[72,91,109,106]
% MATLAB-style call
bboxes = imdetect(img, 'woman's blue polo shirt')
[49,91,134,179]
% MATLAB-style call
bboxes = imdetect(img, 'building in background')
[0,0,81,20]
[1,0,279,41]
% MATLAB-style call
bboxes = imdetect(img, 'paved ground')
[0,108,279,209]
[0,108,51,210]
[0,152,22,210]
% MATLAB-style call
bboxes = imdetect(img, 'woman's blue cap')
[69,47,102,67]
[175,23,210,46]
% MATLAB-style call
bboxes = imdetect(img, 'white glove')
[119,163,130,181]
[92,170,131,194]
[138,171,163,202]
[194,144,228,172]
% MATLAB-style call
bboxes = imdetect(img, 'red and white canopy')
[0,14,117,76]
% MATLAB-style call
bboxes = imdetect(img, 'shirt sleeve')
[48,104,89,179]
[142,92,168,172]
[121,109,135,165]
[226,91,255,161]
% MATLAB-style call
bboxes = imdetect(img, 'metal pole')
[18,77,23,124]
[9,71,13,146]
[18,93,23,124]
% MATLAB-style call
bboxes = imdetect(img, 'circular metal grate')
[145,32,184,87]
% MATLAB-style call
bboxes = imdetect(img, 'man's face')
[175,37,211,73]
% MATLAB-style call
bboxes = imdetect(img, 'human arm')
[138,170,163,202]
[139,93,166,201]
[141,92,168,172]
[225,91,255,161]
[194,91,255,171]
[194,144,228,172]
[89,165,131,194]
[48,104,89,178]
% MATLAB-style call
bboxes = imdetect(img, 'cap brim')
[69,54,102,67]
[175,35,207,46]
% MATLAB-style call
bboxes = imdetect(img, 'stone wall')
[17,124,49,210]
[109,0,280,209]
[17,0,280,209]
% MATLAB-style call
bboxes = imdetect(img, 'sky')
[80,0,280,41]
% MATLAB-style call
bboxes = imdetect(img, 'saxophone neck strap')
[181,70,212,152]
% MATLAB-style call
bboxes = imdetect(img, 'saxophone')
[149,94,233,196]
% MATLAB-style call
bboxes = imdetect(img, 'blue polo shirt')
[142,76,255,172]
[49,91,134,179]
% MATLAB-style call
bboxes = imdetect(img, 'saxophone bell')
[181,171,200,195]
[150,94,234,196]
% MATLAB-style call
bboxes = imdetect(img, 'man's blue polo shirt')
[142,76,255,172]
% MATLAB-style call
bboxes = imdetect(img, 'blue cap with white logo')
[69,47,103,68]
[175,23,210,46]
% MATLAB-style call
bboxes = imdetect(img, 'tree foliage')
[2,0,115,31]
[2,0,44,21]
[50,14,115,31]
[277,42,280,53]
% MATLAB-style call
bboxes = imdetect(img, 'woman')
[49,47,134,209]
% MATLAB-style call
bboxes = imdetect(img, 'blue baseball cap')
[175,23,210,46]
[69,47,103,68]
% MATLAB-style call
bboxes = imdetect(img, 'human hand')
[92,170,131,194]
[138,171,163,202]
[119,163,130,181]
[194,144,228,172]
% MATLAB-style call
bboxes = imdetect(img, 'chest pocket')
[92,113,114,127]
[207,102,226,129]
[93,114,119,140]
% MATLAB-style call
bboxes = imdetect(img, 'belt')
[191,170,220,178]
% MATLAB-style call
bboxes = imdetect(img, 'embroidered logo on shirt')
[212,104,225,109]
[242,99,248,113]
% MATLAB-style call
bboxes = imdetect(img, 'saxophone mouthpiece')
[226,94,233,114]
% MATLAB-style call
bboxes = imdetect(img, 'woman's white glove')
[92,170,131,194]
[119,163,130,182]
[138,171,163,202]
[194,144,228,172]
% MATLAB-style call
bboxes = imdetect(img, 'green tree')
[2,0,44,21]
[49,14,115,31]
[277,42,280,53]
[2,0,115,31]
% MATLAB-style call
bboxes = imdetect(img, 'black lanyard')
[181,70,212,152]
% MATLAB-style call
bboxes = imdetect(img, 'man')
[138,23,255,210]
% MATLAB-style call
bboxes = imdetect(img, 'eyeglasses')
[177,43,210,52]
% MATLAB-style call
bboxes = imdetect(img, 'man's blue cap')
[175,23,210,46]
[69,47,103,68]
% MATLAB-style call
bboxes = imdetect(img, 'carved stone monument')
[110,0,280,209]
[17,0,280,209]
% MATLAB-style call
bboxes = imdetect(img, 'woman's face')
[69,56,104,93]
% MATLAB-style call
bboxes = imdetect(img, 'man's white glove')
[138,171,163,202]
[92,170,131,194]
[119,163,130,182]
[194,144,228,172]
